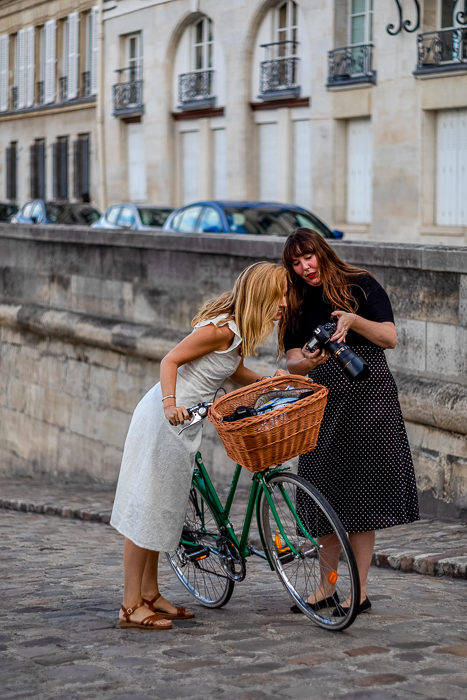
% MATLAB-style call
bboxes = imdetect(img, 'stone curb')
[0,497,112,524]
[2,496,466,581]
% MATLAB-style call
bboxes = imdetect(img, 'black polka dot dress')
[284,273,419,534]
[300,345,419,533]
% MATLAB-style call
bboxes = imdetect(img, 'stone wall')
[1,224,466,517]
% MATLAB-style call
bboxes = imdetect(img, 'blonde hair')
[192,262,287,357]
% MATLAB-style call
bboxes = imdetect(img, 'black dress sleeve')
[354,274,395,324]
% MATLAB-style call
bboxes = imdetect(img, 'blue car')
[162,201,344,239]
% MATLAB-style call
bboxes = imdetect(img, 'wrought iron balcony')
[415,28,467,75]
[113,70,144,117]
[82,71,91,97]
[327,43,376,87]
[259,56,300,99]
[36,81,44,105]
[59,76,68,102]
[10,86,18,110]
[178,70,215,110]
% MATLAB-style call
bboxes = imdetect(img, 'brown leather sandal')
[142,593,195,620]
[120,601,173,630]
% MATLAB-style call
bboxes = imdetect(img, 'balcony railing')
[178,70,215,110]
[36,81,44,105]
[259,42,300,99]
[327,43,376,87]
[82,71,91,97]
[113,70,144,117]
[10,86,18,110]
[59,76,68,102]
[415,28,467,75]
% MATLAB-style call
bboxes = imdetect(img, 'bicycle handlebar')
[178,402,214,435]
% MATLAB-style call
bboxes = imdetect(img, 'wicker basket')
[208,375,328,472]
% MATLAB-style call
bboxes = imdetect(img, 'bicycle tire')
[166,485,235,608]
[257,472,360,631]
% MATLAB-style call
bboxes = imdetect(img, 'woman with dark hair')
[278,229,419,616]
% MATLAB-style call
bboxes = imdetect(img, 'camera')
[306,322,370,382]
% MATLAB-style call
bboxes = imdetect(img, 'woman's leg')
[119,538,171,626]
[307,533,341,604]
[349,530,375,602]
[141,550,193,616]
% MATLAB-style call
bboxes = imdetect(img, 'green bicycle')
[167,403,360,631]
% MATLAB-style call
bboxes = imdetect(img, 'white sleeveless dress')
[110,315,242,552]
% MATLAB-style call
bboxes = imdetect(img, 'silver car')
[91,203,173,231]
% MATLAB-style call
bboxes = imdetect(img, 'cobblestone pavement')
[1,509,467,700]
[1,475,467,580]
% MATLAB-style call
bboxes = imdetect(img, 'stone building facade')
[1,0,467,246]
[0,0,100,207]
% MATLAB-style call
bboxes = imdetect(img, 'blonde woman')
[111,262,288,630]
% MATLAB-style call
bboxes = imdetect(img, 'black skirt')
[298,345,419,534]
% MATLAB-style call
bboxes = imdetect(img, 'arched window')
[193,17,213,71]
[277,0,298,58]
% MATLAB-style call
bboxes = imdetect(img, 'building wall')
[101,0,467,245]
[0,0,98,205]
[0,224,466,517]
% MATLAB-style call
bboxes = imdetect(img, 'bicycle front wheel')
[166,486,235,608]
[258,472,360,631]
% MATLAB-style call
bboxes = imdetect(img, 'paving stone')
[344,645,389,657]
[355,673,407,687]
[434,644,467,657]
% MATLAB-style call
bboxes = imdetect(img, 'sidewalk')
[1,475,466,580]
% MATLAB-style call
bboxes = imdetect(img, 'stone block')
[69,401,130,449]
[37,354,67,390]
[57,431,104,478]
[43,389,73,430]
[63,359,90,399]
[426,322,467,379]
[102,444,123,481]
[70,275,134,319]
[460,274,467,326]
[384,269,459,323]
[387,318,426,374]
[435,556,467,579]
[84,345,122,371]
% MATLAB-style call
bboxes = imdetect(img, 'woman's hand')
[330,310,356,344]
[164,404,191,427]
[272,369,288,377]
[301,345,330,369]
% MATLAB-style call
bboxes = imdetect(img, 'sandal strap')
[142,593,162,610]
[121,601,144,620]
[140,613,167,626]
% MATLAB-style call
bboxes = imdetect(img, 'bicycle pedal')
[183,545,210,562]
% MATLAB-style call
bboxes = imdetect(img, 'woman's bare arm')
[285,347,330,376]
[161,324,233,425]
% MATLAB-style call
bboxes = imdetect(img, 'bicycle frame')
[184,452,318,571]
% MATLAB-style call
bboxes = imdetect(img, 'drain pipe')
[96,0,107,210]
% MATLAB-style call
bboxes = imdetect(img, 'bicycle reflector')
[183,545,210,562]
[328,570,338,585]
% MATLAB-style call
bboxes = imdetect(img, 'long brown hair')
[192,262,287,357]
[278,229,369,354]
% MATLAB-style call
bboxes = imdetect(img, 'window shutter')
[181,130,199,204]
[26,27,35,107]
[258,122,278,201]
[0,34,9,112]
[213,129,227,199]
[293,119,312,209]
[73,139,80,199]
[38,141,45,199]
[6,145,17,200]
[347,117,372,224]
[81,136,90,196]
[30,143,37,197]
[67,13,79,99]
[437,109,467,227]
[90,6,99,95]
[44,19,56,104]
[17,29,26,109]
[53,141,59,199]
[458,110,467,226]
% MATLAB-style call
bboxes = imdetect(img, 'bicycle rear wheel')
[166,486,235,608]
[258,472,360,631]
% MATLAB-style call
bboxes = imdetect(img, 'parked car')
[162,201,344,239]
[11,200,101,226]
[91,203,174,231]
[0,203,19,222]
